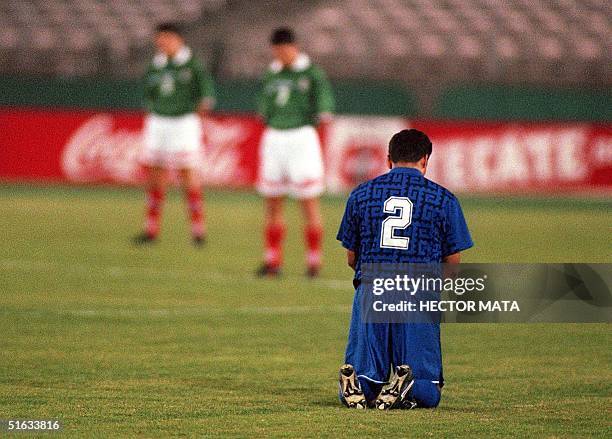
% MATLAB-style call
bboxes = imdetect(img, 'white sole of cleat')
[374,365,414,410]
[339,364,367,409]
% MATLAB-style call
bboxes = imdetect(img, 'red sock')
[186,188,205,238]
[145,188,164,237]
[305,224,323,268]
[264,223,286,268]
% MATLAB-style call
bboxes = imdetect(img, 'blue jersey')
[337,167,473,280]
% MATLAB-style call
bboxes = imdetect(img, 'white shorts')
[257,126,325,199]
[141,113,203,169]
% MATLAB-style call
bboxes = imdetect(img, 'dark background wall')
[1,76,610,121]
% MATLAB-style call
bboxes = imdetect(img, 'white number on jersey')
[275,84,291,107]
[160,72,175,96]
[380,196,413,249]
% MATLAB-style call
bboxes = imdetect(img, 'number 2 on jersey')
[380,196,413,249]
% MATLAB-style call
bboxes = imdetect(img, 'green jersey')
[144,46,216,117]
[258,54,334,130]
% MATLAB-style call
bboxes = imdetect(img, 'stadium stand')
[219,0,611,86]
[0,0,226,76]
[0,1,609,94]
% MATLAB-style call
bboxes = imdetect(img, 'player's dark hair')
[270,27,296,45]
[388,129,432,163]
[155,22,183,37]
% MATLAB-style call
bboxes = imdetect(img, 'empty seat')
[0,0,608,86]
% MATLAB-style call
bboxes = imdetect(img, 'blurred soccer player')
[336,129,473,409]
[256,27,335,277]
[134,23,216,246]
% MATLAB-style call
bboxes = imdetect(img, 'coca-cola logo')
[62,115,142,183]
[201,118,251,185]
[61,115,253,185]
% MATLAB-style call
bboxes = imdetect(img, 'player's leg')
[135,115,167,243]
[374,364,416,410]
[257,195,286,276]
[298,197,323,277]
[288,126,325,276]
[340,284,391,408]
[134,165,167,243]
[179,167,206,245]
[381,322,443,409]
[408,379,442,408]
[374,367,441,409]
[165,113,205,245]
[256,128,290,276]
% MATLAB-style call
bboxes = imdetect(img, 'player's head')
[270,27,299,66]
[155,22,185,56]
[388,129,432,174]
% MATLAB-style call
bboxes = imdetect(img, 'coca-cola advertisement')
[1,107,611,193]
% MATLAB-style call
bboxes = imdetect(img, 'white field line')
[0,305,351,319]
[2,304,351,319]
[0,257,353,318]
[0,257,351,290]
[65,304,350,318]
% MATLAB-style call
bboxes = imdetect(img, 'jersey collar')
[389,166,424,176]
[269,53,311,73]
[152,46,192,68]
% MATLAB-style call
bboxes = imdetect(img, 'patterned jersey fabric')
[337,167,473,280]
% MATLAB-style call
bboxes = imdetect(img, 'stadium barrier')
[0,76,416,116]
[1,107,610,194]
[435,85,612,122]
[2,76,611,121]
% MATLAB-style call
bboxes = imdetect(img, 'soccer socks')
[186,188,205,239]
[264,223,286,268]
[305,224,323,268]
[145,188,165,238]
[142,187,205,240]
[261,223,319,272]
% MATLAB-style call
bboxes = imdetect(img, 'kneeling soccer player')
[336,129,473,409]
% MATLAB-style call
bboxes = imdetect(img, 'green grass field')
[0,184,610,437]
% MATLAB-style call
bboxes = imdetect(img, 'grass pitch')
[0,184,610,437]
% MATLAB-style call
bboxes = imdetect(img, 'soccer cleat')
[306,265,320,278]
[255,263,281,278]
[192,235,206,247]
[132,232,157,245]
[374,365,415,410]
[338,364,367,409]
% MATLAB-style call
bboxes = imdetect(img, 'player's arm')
[347,250,357,270]
[256,72,272,123]
[442,252,461,280]
[442,252,461,264]
[194,60,216,115]
[143,65,156,111]
[337,192,360,271]
[441,195,474,260]
[311,67,334,125]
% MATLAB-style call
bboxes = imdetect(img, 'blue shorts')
[344,285,444,404]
